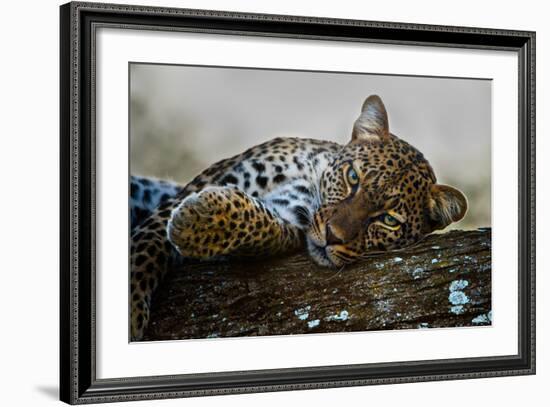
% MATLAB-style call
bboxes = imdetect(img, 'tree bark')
[142,228,492,341]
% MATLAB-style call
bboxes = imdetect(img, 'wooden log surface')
[142,228,492,341]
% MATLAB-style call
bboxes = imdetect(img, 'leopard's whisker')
[323,264,346,281]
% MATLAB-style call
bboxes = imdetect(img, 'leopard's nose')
[325,223,344,246]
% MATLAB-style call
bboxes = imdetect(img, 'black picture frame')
[60,1,536,404]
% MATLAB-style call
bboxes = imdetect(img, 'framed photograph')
[60,1,535,404]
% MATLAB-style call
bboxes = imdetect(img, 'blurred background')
[130,64,491,230]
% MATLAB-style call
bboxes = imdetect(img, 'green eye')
[346,167,359,185]
[382,214,400,227]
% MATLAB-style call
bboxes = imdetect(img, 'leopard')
[129,95,468,340]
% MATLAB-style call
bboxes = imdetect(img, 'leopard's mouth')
[306,238,337,268]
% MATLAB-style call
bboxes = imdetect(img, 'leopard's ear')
[352,95,390,142]
[425,184,468,232]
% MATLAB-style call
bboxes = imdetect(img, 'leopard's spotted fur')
[130,95,467,340]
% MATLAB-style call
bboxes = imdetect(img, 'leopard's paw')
[167,186,270,258]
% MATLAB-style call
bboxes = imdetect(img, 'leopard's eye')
[382,214,400,228]
[346,166,359,186]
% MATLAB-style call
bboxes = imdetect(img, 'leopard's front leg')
[167,186,304,259]
[131,186,303,341]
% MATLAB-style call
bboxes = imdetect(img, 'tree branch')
[142,229,491,341]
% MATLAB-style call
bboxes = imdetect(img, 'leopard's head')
[307,95,468,267]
